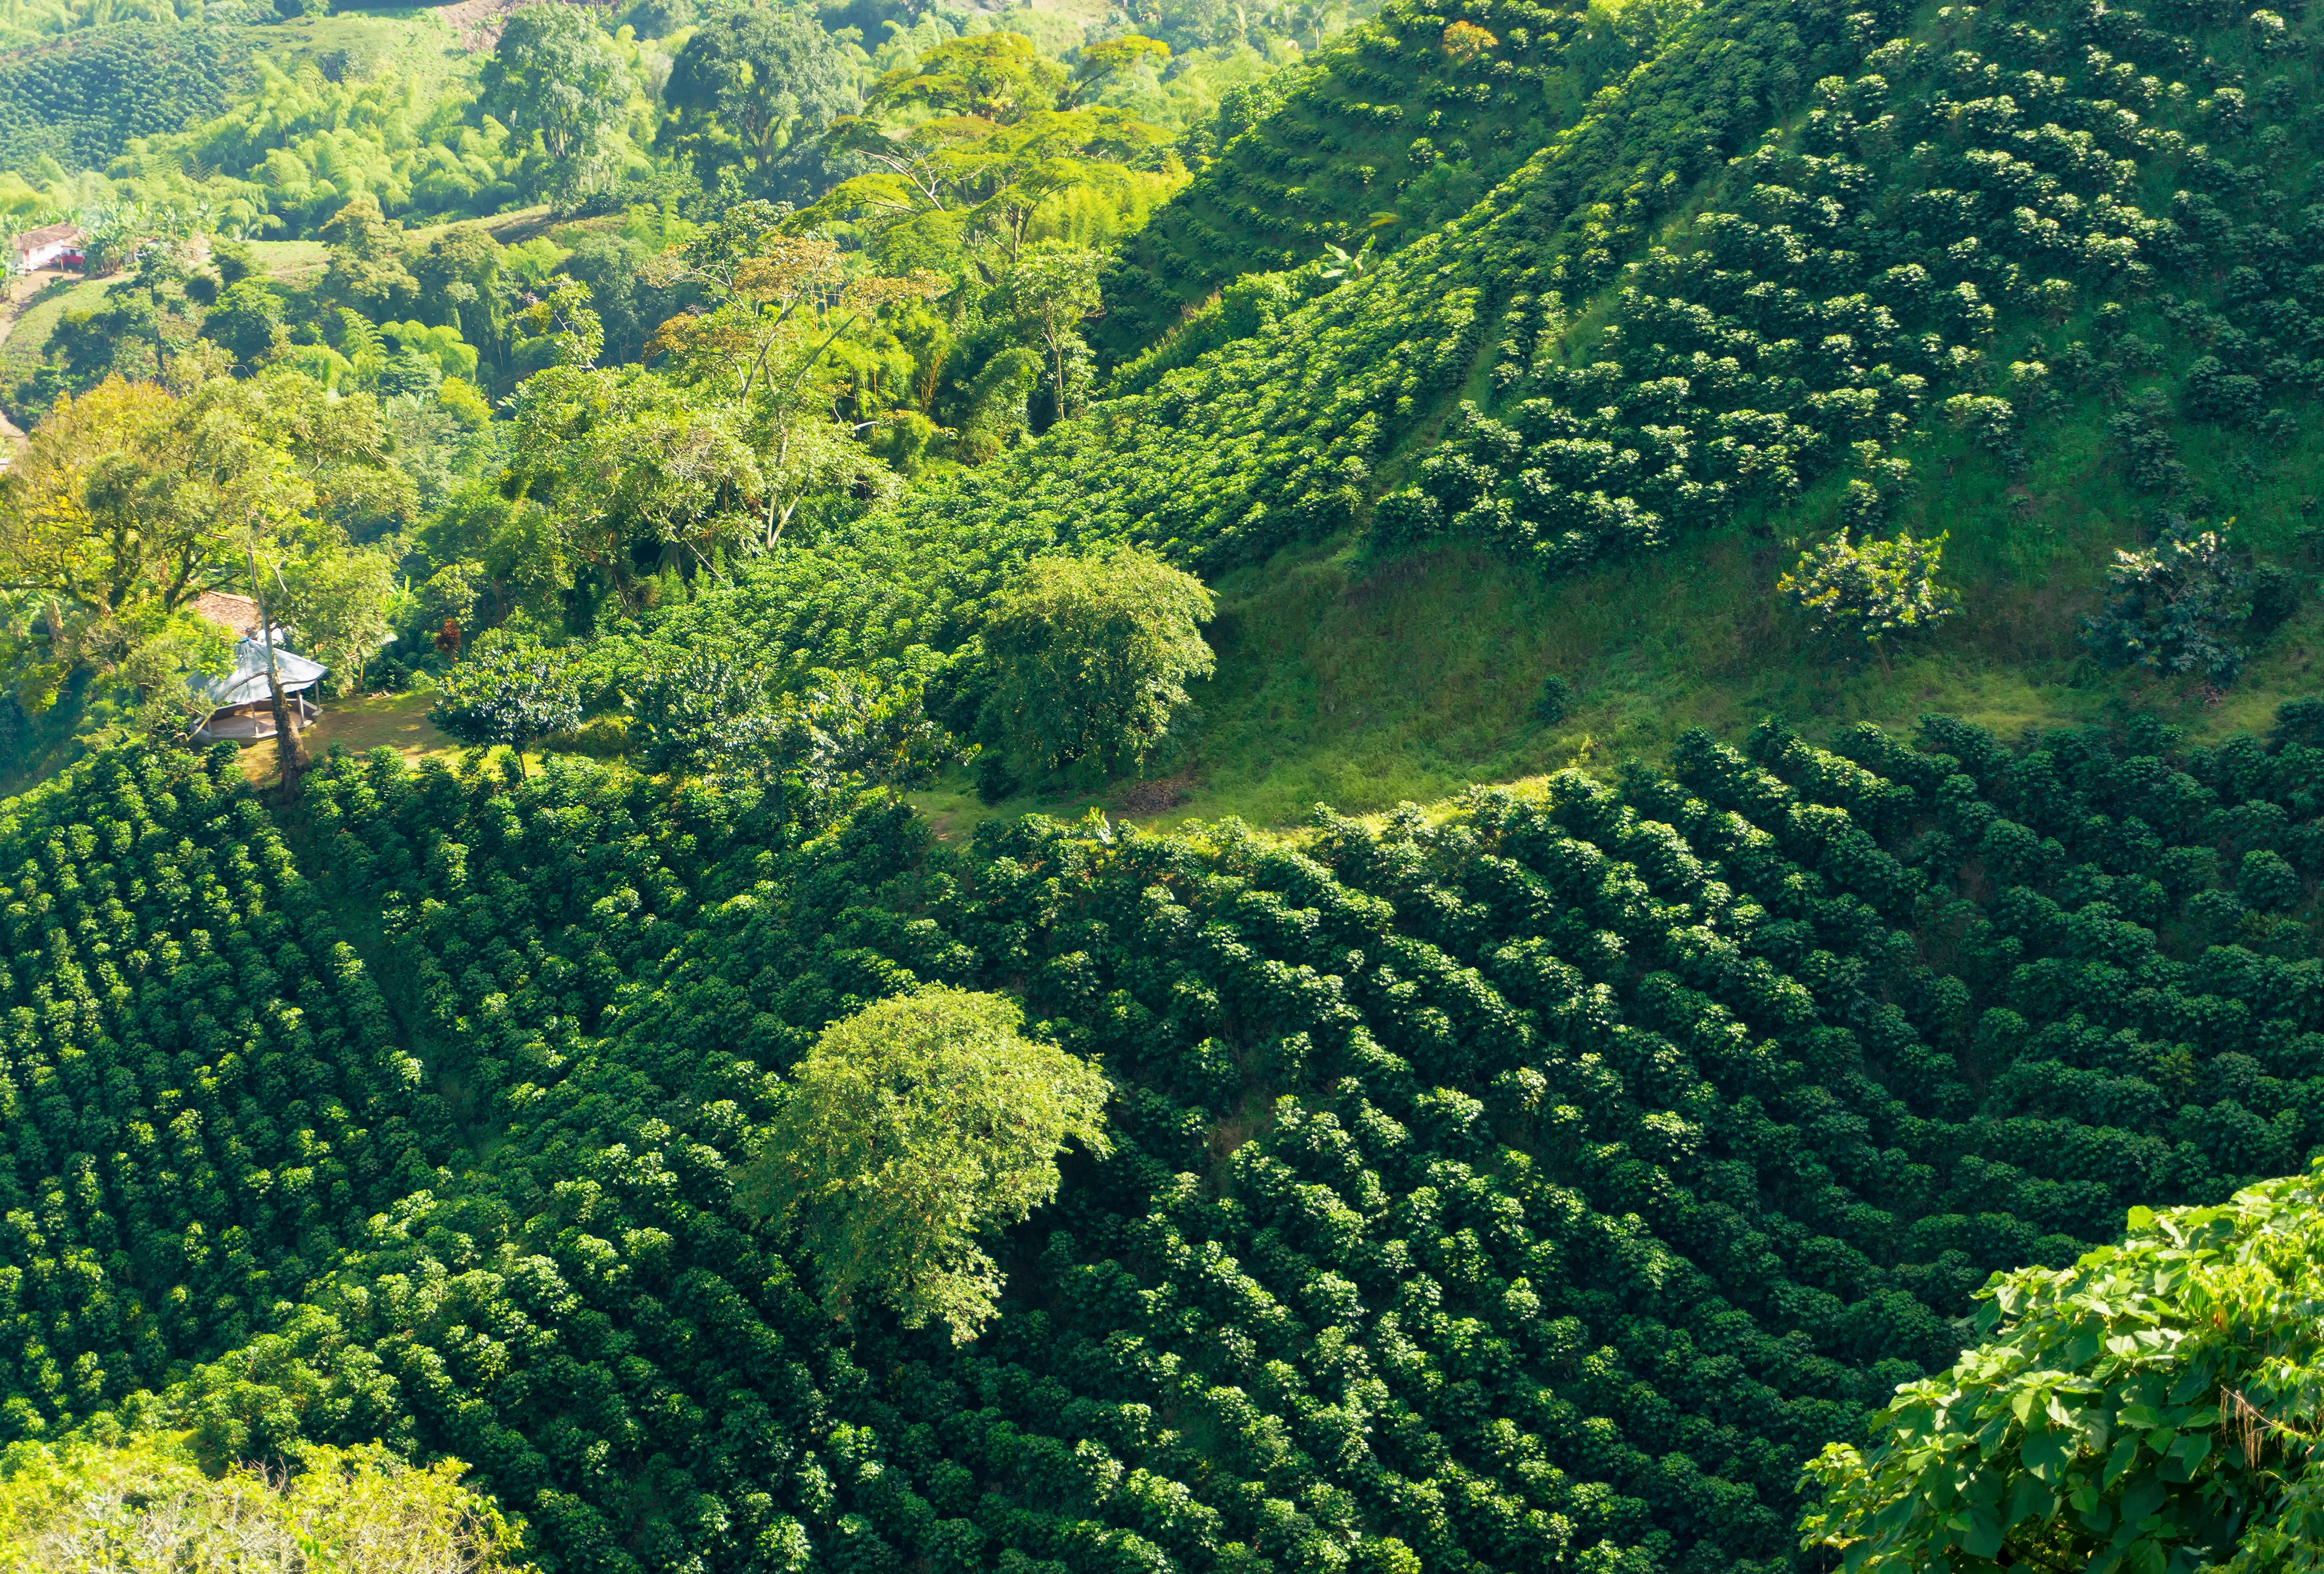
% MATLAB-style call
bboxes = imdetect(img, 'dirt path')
[0,266,69,460]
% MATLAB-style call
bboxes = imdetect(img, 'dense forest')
[4,0,2324,1566]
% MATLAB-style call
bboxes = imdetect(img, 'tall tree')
[979,545,1215,775]
[867,33,1068,123]
[658,8,859,202]
[736,987,1110,1343]
[646,223,936,552]
[173,375,329,792]
[409,223,508,349]
[274,538,401,697]
[319,194,419,317]
[1002,240,1106,425]
[482,5,637,204]
[0,378,198,626]
[427,630,583,775]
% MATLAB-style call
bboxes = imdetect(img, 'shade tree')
[427,628,583,772]
[977,544,1215,776]
[737,986,1111,1342]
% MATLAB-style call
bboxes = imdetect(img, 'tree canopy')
[427,629,583,770]
[482,5,638,204]
[737,987,1110,1343]
[979,545,1215,775]
[659,7,860,202]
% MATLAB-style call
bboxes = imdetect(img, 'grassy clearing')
[238,10,468,85]
[0,274,111,383]
[246,237,330,283]
[941,375,2324,835]
[234,691,457,785]
[406,205,554,248]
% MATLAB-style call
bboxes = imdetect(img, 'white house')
[11,223,82,272]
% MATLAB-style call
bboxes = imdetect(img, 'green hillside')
[0,22,248,171]
[10,0,2324,1565]
[820,0,2324,831]
[7,694,2324,1572]
[1097,0,1712,357]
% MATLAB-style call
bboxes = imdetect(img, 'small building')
[11,222,82,272]
[190,590,265,639]
[193,639,328,742]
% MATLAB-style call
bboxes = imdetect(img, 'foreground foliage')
[1805,1161,2324,1574]
[0,1424,528,1573]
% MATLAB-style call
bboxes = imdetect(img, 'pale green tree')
[738,987,1110,1343]
[275,538,402,697]
[979,545,1215,775]
[1777,529,1960,668]
[483,6,637,204]
[1002,240,1106,425]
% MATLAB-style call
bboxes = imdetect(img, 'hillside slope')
[1095,0,1699,356]
[761,0,2324,829]
[7,702,2324,1572]
[0,23,248,171]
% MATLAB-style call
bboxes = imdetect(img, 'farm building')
[11,223,82,271]
[193,639,327,741]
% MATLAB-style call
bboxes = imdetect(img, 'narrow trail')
[0,266,67,461]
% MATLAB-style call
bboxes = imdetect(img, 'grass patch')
[0,274,113,384]
[238,10,467,85]
[245,239,330,283]
[941,402,2324,834]
[406,205,554,247]
[235,691,457,784]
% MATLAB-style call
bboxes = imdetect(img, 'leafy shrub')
[2081,522,2250,687]
[1805,1165,2324,1574]
[0,1430,526,1572]
[427,630,583,769]
[1535,671,1574,723]
[1779,530,1960,660]
[979,546,1215,774]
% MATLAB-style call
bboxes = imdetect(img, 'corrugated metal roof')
[197,639,328,711]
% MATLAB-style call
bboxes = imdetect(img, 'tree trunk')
[247,552,307,795]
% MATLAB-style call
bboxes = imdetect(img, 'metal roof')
[197,639,328,711]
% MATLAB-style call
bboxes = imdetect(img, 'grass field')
[405,204,554,248]
[0,272,110,384]
[229,690,631,786]
[234,691,456,785]
[246,238,330,284]
[237,10,468,84]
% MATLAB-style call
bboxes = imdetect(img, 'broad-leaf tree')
[1002,240,1106,424]
[274,537,402,697]
[482,5,637,204]
[428,630,583,773]
[737,986,1110,1342]
[627,647,780,778]
[1778,529,1960,668]
[2080,515,2251,687]
[1805,1163,2324,1574]
[659,7,860,202]
[979,544,1215,775]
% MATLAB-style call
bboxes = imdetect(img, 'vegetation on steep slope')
[6,699,2324,1571]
